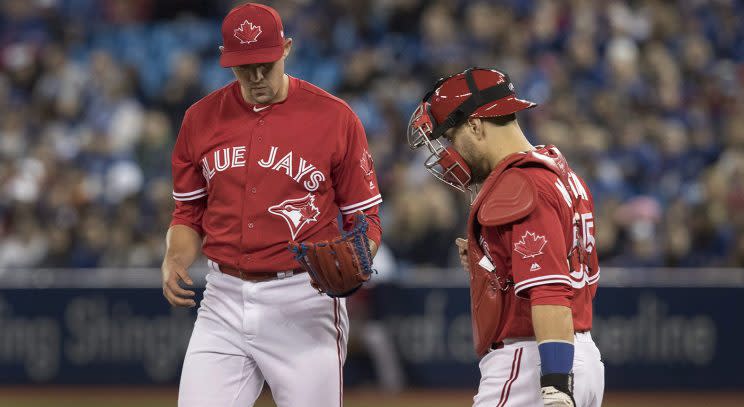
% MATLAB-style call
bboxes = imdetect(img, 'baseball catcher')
[407,67,605,407]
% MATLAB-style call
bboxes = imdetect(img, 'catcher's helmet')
[407,67,536,192]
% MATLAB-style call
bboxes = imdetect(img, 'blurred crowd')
[1,0,743,270]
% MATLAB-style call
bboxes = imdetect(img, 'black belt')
[490,331,591,351]
[490,342,504,350]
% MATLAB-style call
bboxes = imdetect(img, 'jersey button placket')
[257,116,265,145]
[242,114,264,264]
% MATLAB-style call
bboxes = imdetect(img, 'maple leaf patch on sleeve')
[514,231,548,259]
[360,149,374,179]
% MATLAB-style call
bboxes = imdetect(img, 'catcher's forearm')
[368,239,378,258]
[532,304,574,374]
[533,305,576,405]
[164,225,202,268]
[532,305,574,343]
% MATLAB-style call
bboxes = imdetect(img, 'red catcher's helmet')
[407,67,537,193]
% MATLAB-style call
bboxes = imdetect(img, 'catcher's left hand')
[541,373,576,406]
[288,212,375,297]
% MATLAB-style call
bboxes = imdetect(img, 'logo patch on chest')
[514,231,548,259]
[268,193,321,240]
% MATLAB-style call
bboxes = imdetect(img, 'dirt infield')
[0,387,742,407]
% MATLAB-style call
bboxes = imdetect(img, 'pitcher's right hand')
[162,259,196,307]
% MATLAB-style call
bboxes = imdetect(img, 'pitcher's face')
[232,59,285,104]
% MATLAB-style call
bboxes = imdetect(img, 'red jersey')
[170,77,382,272]
[467,146,598,354]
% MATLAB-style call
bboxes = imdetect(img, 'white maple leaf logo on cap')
[234,20,262,44]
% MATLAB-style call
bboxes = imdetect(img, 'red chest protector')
[466,145,593,356]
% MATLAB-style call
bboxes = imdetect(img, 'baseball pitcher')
[161,3,382,406]
[407,68,604,406]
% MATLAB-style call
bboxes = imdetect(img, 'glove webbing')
[346,213,374,277]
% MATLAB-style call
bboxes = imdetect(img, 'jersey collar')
[232,75,298,114]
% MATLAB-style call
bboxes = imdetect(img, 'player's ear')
[282,38,293,60]
[219,45,224,54]
[468,118,485,140]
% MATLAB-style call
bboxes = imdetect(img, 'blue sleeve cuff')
[538,341,574,375]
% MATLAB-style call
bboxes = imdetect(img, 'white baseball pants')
[473,332,604,407]
[178,267,349,407]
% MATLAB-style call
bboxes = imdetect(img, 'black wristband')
[540,373,574,396]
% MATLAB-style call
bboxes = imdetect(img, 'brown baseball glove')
[288,212,375,297]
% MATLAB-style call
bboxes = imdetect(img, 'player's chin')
[251,88,274,103]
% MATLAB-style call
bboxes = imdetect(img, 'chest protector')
[466,146,594,356]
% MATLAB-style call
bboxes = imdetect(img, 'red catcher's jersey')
[170,77,382,272]
[478,147,599,342]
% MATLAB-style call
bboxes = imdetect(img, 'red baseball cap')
[220,3,285,68]
[429,68,536,125]
[407,68,537,150]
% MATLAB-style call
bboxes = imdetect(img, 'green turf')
[2,390,743,407]
[3,401,744,407]
[3,401,743,407]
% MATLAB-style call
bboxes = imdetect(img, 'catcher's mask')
[407,67,537,193]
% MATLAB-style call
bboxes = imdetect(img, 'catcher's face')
[443,121,491,185]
